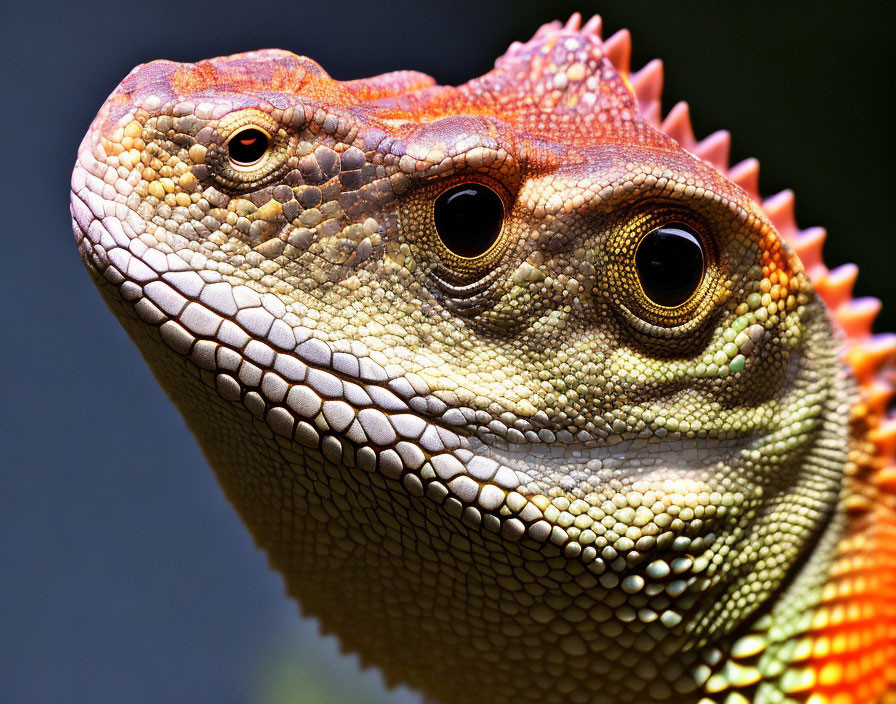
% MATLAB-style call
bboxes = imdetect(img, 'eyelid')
[617,302,713,338]
[207,110,290,191]
[427,174,516,273]
[225,125,272,146]
[601,206,721,337]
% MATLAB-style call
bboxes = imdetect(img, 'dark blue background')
[2,1,893,703]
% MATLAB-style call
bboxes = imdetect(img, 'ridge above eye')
[434,183,504,259]
[635,224,706,308]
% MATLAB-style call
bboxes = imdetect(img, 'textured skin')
[70,14,896,704]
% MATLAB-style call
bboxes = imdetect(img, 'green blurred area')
[256,638,420,704]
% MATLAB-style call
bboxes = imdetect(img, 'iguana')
[70,13,896,704]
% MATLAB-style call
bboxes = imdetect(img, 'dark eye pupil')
[228,128,269,165]
[434,183,504,258]
[635,224,705,307]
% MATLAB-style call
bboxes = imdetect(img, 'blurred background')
[2,1,893,703]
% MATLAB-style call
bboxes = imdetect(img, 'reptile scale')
[70,13,896,704]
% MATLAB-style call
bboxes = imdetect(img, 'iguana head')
[71,16,853,701]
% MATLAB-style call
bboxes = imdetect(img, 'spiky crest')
[577,12,896,697]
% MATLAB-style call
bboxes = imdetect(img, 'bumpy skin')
[71,15,896,704]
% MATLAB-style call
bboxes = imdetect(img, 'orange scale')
[816,264,860,308]
[794,226,826,258]
[728,157,761,198]
[832,694,856,704]
[692,130,731,171]
[835,298,881,340]
[874,466,896,492]
[661,102,697,149]
[845,335,896,383]
[762,190,799,242]
[604,29,632,75]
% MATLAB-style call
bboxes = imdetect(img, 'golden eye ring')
[602,211,720,337]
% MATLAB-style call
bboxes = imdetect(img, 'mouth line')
[465,432,751,494]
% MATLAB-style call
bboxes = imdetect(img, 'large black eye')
[434,183,504,258]
[227,127,269,166]
[635,224,706,307]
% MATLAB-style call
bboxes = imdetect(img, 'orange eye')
[227,127,269,166]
